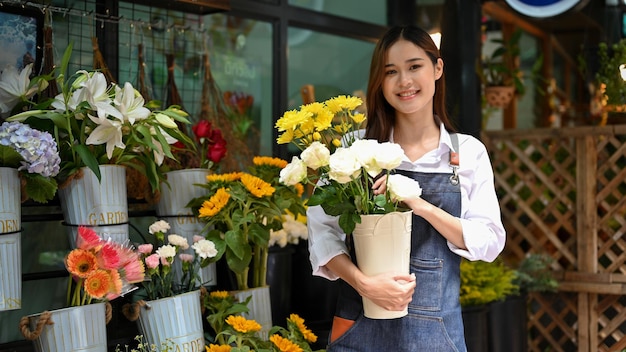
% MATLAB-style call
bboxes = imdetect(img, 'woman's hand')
[372,174,387,195]
[356,272,416,311]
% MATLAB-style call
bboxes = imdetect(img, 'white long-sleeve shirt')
[307,124,506,280]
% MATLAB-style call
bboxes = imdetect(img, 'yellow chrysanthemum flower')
[207,172,242,183]
[288,314,318,343]
[199,188,230,217]
[209,290,230,299]
[351,112,366,124]
[301,102,333,132]
[325,95,363,114]
[240,173,275,198]
[277,129,295,144]
[275,109,307,131]
[206,344,232,352]
[269,334,304,352]
[225,315,262,333]
[332,139,342,147]
[253,156,288,169]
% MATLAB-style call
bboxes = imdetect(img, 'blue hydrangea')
[0,121,61,177]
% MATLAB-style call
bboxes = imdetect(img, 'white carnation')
[167,234,189,250]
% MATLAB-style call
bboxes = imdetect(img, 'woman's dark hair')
[364,25,455,142]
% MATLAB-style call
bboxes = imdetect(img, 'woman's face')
[382,39,443,117]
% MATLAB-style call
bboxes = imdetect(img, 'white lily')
[85,107,125,159]
[114,82,150,124]
[150,127,178,165]
[0,64,47,113]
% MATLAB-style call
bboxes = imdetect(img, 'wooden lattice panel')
[486,136,577,270]
[483,126,626,352]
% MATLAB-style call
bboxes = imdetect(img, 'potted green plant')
[595,38,626,110]
[460,258,518,352]
[489,253,559,352]
[479,29,526,108]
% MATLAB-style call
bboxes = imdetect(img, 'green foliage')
[596,39,626,106]
[478,29,526,96]
[514,253,559,293]
[460,258,519,307]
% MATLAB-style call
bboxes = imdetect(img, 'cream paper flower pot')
[156,169,217,287]
[137,290,205,351]
[58,165,129,247]
[352,211,412,319]
[27,303,108,352]
[0,167,21,311]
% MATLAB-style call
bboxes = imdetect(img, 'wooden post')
[576,135,598,352]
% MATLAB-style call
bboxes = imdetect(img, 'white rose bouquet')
[275,95,422,235]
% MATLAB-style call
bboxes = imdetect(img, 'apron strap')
[449,133,459,185]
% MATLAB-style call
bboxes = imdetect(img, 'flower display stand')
[352,210,412,319]
[136,290,205,351]
[155,169,217,288]
[232,286,273,339]
[58,165,129,247]
[0,167,22,311]
[23,302,108,352]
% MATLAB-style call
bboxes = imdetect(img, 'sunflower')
[199,187,231,217]
[269,334,304,352]
[225,315,262,334]
[240,173,275,198]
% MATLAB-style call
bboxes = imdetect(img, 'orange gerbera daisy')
[66,249,98,278]
[240,173,275,198]
[105,269,123,300]
[199,188,231,217]
[294,183,304,197]
[253,156,288,169]
[84,269,113,299]
[225,315,262,333]
[269,334,304,352]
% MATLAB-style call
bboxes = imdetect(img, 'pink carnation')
[179,253,194,262]
[192,235,204,243]
[145,254,160,269]
[138,244,153,255]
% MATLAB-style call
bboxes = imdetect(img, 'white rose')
[279,156,308,186]
[387,174,422,201]
[300,141,330,170]
[350,139,381,177]
[375,142,405,170]
[328,147,361,184]
[167,234,189,250]
[192,239,218,259]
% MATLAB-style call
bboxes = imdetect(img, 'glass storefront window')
[289,0,386,26]
[287,28,374,108]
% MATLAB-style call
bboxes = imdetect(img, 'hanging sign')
[504,0,590,18]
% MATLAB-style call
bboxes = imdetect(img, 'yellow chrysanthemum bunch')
[276,95,366,151]
[189,156,306,291]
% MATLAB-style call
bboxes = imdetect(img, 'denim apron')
[327,140,466,352]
